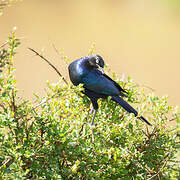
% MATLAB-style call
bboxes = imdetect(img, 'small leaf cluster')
[0,33,179,179]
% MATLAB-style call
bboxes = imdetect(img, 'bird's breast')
[68,59,88,85]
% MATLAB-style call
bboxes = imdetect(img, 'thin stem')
[28,48,68,85]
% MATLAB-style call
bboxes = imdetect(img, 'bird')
[68,55,151,126]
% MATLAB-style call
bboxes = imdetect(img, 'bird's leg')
[89,97,98,127]
[90,109,97,143]
[91,109,97,126]
[90,108,94,114]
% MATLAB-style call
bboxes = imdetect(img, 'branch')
[0,156,14,169]
[147,152,170,180]
[142,85,155,92]
[11,88,16,114]
[52,43,61,57]
[28,48,68,85]
[0,41,8,49]
[169,116,180,121]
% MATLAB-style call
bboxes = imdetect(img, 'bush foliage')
[0,33,179,179]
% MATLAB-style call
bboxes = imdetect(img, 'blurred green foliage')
[0,32,179,179]
[163,0,180,6]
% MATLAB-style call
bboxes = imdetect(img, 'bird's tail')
[111,96,151,126]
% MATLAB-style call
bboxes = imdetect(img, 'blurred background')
[0,0,180,106]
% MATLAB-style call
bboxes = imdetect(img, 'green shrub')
[0,32,179,179]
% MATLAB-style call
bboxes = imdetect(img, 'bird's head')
[88,54,105,73]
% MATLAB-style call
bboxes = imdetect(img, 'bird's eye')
[96,58,99,64]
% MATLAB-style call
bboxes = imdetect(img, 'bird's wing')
[82,70,124,96]
[102,74,127,93]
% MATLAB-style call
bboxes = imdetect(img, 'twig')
[0,41,8,49]
[123,82,127,90]
[0,3,8,7]
[79,122,86,136]
[40,128,45,148]
[14,93,57,122]
[169,116,180,121]
[52,43,69,79]
[0,102,6,110]
[0,156,14,169]
[52,43,61,57]
[118,145,153,175]
[11,89,16,114]
[147,152,170,180]
[28,47,68,85]
[142,85,155,92]
[0,38,22,49]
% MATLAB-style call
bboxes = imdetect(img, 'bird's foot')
[89,122,97,129]
[90,109,97,124]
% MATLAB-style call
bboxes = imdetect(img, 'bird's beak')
[97,65,104,74]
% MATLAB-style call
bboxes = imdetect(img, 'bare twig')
[52,43,69,79]
[0,3,8,7]
[123,82,127,90]
[52,43,61,57]
[0,41,8,49]
[28,48,68,85]
[142,130,148,137]
[11,89,16,114]
[142,85,155,92]
[169,116,180,122]
[0,38,22,49]
[79,122,86,136]
[0,156,14,169]
[0,102,6,110]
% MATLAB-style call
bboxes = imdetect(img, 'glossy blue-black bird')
[68,55,151,126]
